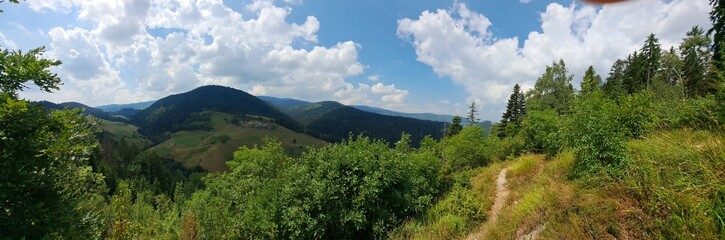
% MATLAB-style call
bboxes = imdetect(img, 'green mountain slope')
[148,111,325,172]
[132,85,303,142]
[304,105,446,145]
[34,101,128,122]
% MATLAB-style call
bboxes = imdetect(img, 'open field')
[149,111,326,172]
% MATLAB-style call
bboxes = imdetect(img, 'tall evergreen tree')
[623,51,647,93]
[526,59,574,115]
[447,116,463,137]
[680,26,714,96]
[709,0,725,75]
[603,59,627,98]
[581,66,602,93]
[641,33,662,89]
[466,102,479,126]
[498,84,526,138]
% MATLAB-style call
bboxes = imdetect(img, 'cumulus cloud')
[21,0,402,107]
[367,75,381,81]
[398,0,710,120]
[0,32,17,49]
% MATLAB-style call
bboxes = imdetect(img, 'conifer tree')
[498,84,526,138]
[447,116,463,137]
[641,33,662,89]
[466,102,479,126]
[581,66,602,93]
[680,26,714,96]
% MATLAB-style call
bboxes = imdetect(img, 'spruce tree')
[641,33,662,89]
[680,26,714,96]
[581,66,602,93]
[466,102,479,126]
[498,84,526,138]
[447,116,463,137]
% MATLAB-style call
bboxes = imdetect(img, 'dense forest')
[1,0,725,239]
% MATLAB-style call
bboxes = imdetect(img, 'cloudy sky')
[0,0,712,120]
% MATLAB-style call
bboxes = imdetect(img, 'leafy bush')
[441,126,491,174]
[564,91,629,179]
[518,109,562,156]
[189,136,441,239]
[616,91,657,138]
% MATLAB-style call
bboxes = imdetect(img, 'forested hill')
[132,85,303,142]
[34,101,127,122]
[303,104,446,145]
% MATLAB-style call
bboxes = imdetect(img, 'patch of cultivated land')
[149,111,326,172]
[99,120,152,148]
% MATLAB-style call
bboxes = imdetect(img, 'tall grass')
[389,164,503,240]
[621,129,724,239]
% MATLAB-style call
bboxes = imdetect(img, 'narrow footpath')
[465,167,510,240]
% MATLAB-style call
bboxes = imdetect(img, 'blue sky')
[0,0,712,120]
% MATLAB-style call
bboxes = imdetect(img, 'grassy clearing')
[390,163,505,240]
[99,120,152,148]
[148,112,326,172]
[479,129,724,239]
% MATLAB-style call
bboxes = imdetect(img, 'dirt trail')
[465,167,510,240]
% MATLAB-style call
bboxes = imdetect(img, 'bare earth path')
[465,167,511,240]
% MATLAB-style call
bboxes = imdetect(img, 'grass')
[480,129,724,239]
[99,120,152,148]
[390,163,505,240]
[148,111,326,172]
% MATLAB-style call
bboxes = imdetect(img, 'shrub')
[564,91,628,179]
[518,109,562,157]
[442,126,490,174]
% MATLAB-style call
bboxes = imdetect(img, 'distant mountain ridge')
[96,100,156,112]
[259,96,458,123]
[34,101,127,122]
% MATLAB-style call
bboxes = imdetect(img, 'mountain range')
[37,85,453,171]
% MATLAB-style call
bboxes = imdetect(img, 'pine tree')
[641,33,662,89]
[603,59,627,98]
[709,0,725,75]
[581,66,602,93]
[680,26,714,96]
[498,84,526,138]
[466,102,479,126]
[447,116,463,137]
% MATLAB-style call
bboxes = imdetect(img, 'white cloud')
[398,0,710,120]
[20,0,401,108]
[0,32,17,49]
[367,75,381,81]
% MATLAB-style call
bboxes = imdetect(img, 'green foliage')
[681,26,715,97]
[447,116,463,137]
[518,109,562,156]
[0,47,62,97]
[0,95,108,239]
[498,84,526,138]
[526,59,575,115]
[442,126,490,174]
[581,66,603,93]
[603,59,628,99]
[189,136,440,239]
[615,91,658,138]
[564,91,628,179]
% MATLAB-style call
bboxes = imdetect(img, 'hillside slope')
[148,111,325,172]
[305,105,446,146]
[394,129,725,239]
[132,85,303,142]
